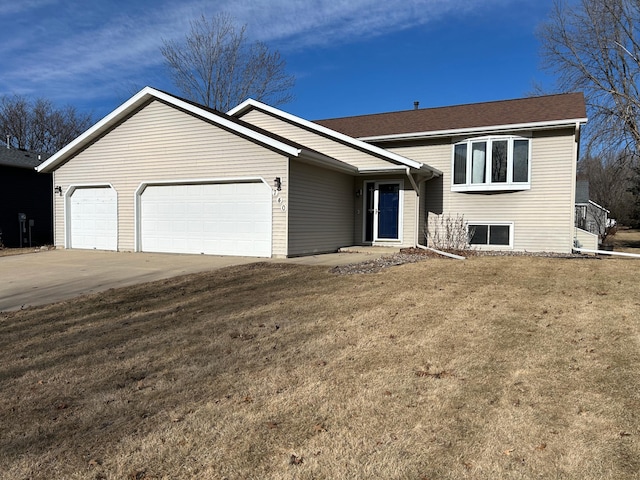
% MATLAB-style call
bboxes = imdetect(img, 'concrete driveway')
[0,248,392,312]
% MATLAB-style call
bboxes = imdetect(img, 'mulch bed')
[331,247,594,275]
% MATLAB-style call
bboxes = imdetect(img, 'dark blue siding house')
[0,146,52,247]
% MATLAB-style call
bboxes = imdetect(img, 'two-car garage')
[39,88,335,259]
[67,181,272,257]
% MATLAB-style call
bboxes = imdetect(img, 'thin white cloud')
[0,0,523,108]
[220,0,513,48]
[0,0,58,16]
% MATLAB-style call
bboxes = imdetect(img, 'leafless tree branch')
[540,0,640,156]
[161,13,295,111]
[0,95,92,154]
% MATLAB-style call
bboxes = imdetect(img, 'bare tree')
[161,13,295,111]
[539,0,640,155]
[578,153,635,225]
[0,95,92,154]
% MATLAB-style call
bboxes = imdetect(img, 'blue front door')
[376,183,400,240]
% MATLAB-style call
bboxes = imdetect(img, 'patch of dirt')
[0,245,54,257]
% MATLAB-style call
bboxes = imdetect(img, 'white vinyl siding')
[239,109,395,170]
[574,227,598,250]
[386,129,578,253]
[288,160,354,255]
[52,100,289,256]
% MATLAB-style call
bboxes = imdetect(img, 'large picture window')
[452,136,530,192]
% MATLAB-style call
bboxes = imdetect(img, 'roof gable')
[37,87,319,173]
[228,99,441,175]
[314,93,587,140]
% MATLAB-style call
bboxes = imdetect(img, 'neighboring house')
[574,179,609,245]
[37,87,586,257]
[0,146,53,248]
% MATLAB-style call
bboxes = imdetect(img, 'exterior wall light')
[274,177,282,191]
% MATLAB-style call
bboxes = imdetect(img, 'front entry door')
[364,181,402,242]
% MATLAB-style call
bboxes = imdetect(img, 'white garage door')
[69,186,118,250]
[140,182,272,257]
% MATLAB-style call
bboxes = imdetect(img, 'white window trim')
[451,135,531,192]
[467,221,514,249]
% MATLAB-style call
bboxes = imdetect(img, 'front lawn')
[1,256,638,479]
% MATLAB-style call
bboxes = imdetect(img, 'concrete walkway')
[0,248,393,312]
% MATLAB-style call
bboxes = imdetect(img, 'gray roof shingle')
[0,146,50,169]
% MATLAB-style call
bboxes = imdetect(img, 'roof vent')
[414,101,419,110]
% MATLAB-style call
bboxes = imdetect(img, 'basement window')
[452,136,531,192]
[468,223,513,247]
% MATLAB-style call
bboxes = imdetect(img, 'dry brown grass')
[1,256,639,479]
[611,228,640,253]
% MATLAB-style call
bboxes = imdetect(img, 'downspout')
[570,122,581,252]
[51,171,56,247]
[406,167,420,247]
[405,167,419,193]
[409,168,464,259]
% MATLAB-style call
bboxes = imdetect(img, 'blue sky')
[0,0,558,122]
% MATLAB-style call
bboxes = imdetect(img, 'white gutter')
[357,166,408,174]
[358,117,589,143]
[299,149,358,174]
[574,247,640,258]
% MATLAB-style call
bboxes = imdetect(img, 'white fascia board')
[38,87,301,173]
[228,99,428,171]
[588,200,610,213]
[37,87,156,172]
[358,118,589,143]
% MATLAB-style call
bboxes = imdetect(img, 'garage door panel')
[69,187,117,251]
[140,182,272,257]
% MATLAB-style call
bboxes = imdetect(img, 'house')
[574,179,609,247]
[37,87,586,257]
[311,94,587,253]
[0,146,53,248]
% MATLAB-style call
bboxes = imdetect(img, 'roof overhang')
[229,99,441,177]
[357,118,589,143]
[297,149,358,174]
[357,165,440,177]
[588,200,610,213]
[37,87,305,173]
